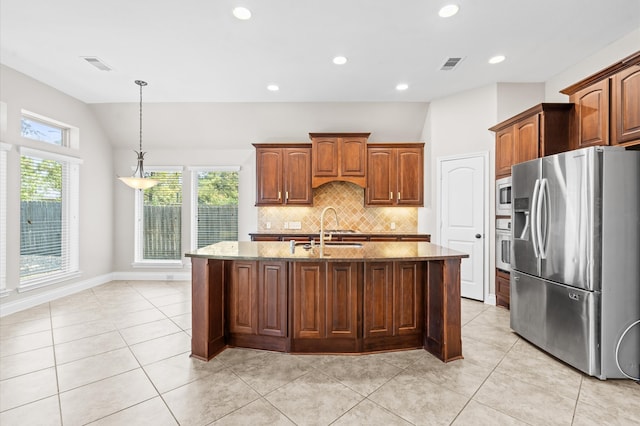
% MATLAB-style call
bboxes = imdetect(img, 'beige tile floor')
[1,280,639,425]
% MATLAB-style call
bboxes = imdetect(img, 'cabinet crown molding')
[560,50,640,95]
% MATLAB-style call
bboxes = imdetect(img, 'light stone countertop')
[186,241,468,262]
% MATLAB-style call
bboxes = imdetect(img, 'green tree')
[197,171,238,205]
[143,171,182,205]
[20,156,62,201]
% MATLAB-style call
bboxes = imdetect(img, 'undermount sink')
[323,242,363,248]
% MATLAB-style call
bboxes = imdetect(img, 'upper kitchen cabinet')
[612,64,640,145]
[561,50,640,148]
[309,133,369,188]
[254,144,313,206]
[366,143,424,206]
[567,79,609,148]
[490,103,573,178]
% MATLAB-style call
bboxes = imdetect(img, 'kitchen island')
[186,241,468,363]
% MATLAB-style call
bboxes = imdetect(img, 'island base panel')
[291,338,360,353]
[363,334,423,352]
[189,256,464,362]
[191,258,226,360]
[425,259,463,362]
[227,334,288,353]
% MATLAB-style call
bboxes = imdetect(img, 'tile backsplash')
[257,181,418,233]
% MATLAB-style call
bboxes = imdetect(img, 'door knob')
[475,234,482,239]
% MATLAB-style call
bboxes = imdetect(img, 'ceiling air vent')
[81,56,113,71]
[440,57,463,71]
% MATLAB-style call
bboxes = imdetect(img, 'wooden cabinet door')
[293,262,326,339]
[364,262,393,338]
[394,262,424,335]
[283,147,312,205]
[341,137,367,177]
[514,115,539,165]
[396,147,424,206]
[571,79,610,148]
[496,269,510,309]
[312,138,338,177]
[495,128,514,178]
[258,261,287,337]
[612,66,640,145]
[229,261,258,334]
[255,148,283,205]
[366,147,395,205]
[326,262,359,339]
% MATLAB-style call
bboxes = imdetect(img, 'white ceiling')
[2,0,639,104]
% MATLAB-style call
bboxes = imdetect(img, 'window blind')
[19,147,81,287]
[137,170,183,261]
[192,170,239,249]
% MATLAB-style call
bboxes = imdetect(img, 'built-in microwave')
[496,176,512,216]
[496,217,511,272]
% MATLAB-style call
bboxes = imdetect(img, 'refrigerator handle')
[531,178,541,258]
[538,178,549,259]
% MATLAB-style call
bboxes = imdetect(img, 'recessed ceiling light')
[333,56,348,65]
[267,84,279,91]
[489,55,506,64]
[232,6,252,20]
[396,83,409,91]
[438,4,459,18]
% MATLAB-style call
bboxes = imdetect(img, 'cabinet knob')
[397,192,401,201]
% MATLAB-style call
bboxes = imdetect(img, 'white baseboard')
[111,271,191,281]
[0,273,114,317]
[0,271,192,317]
[484,293,497,306]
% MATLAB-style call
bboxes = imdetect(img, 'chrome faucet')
[319,206,339,249]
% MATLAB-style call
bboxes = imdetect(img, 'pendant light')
[118,80,159,190]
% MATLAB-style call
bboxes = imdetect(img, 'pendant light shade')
[118,80,159,190]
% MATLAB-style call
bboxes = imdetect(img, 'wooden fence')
[20,202,238,261]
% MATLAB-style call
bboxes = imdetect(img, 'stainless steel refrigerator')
[510,146,640,380]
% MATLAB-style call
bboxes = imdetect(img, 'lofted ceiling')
[1,0,639,104]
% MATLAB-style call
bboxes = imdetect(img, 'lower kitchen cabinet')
[496,269,510,309]
[250,233,430,242]
[292,262,360,341]
[228,261,288,341]
[364,261,424,349]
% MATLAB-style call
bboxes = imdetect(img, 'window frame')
[133,166,185,267]
[0,142,11,297]
[20,110,78,149]
[189,166,241,251]
[18,146,82,291]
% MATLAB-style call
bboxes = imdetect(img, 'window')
[0,143,10,296]
[19,147,80,289]
[21,112,69,146]
[191,168,239,249]
[135,168,183,263]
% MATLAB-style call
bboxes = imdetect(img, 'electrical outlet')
[283,222,289,229]
[390,222,396,230]
[266,222,271,229]
[289,221,302,230]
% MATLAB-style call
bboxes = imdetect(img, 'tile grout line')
[446,330,522,425]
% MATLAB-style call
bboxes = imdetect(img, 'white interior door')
[439,154,486,301]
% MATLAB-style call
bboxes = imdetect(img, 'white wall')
[419,82,547,299]
[112,147,255,273]
[106,102,431,275]
[545,28,640,101]
[496,83,545,122]
[0,66,114,312]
